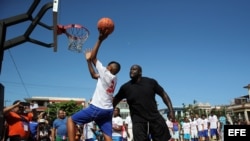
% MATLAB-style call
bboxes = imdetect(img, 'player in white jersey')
[201,114,209,141]
[190,115,198,141]
[195,114,203,141]
[208,111,219,140]
[67,30,121,141]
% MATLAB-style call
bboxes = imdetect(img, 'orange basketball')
[97,17,115,35]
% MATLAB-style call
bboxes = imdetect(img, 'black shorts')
[133,116,171,141]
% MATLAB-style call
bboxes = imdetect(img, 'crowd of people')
[2,100,51,141]
[165,111,249,141]
[2,99,250,141]
[1,101,108,141]
[0,99,132,141]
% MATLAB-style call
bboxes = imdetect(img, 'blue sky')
[1,0,250,109]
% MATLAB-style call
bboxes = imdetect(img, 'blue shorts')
[210,128,218,136]
[198,131,203,137]
[202,130,209,137]
[71,104,113,137]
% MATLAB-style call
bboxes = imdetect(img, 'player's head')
[210,110,215,116]
[130,64,142,80]
[107,61,121,75]
[201,114,206,119]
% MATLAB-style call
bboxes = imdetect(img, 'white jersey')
[91,60,117,109]
[202,118,209,130]
[196,117,203,131]
[112,116,123,136]
[182,122,191,134]
[190,120,198,138]
[208,115,218,129]
[190,120,197,131]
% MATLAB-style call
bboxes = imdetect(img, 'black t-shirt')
[115,77,164,122]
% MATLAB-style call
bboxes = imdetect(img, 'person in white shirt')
[125,113,133,141]
[182,117,191,141]
[208,111,219,140]
[112,107,123,141]
[82,122,96,141]
[201,114,209,141]
[67,30,121,141]
[190,116,198,141]
[166,115,174,138]
[195,114,203,141]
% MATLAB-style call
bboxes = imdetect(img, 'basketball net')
[58,24,90,53]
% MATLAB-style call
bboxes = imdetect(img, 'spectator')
[208,111,219,140]
[190,115,198,141]
[166,115,173,139]
[51,110,68,141]
[182,117,190,141]
[112,107,123,141]
[82,122,95,141]
[194,114,203,141]
[172,118,180,141]
[3,100,31,141]
[37,119,50,141]
[201,114,209,141]
[218,112,226,141]
[29,116,39,141]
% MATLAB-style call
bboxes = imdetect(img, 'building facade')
[24,96,86,112]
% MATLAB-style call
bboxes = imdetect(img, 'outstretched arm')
[160,91,175,119]
[84,48,99,79]
[91,30,109,65]
[3,101,20,116]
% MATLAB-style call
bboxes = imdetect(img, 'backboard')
[0,0,60,52]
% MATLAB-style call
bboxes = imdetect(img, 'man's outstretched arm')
[84,49,99,79]
[91,31,109,65]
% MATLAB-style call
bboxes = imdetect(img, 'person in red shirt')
[3,100,31,141]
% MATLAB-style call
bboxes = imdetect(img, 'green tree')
[46,100,83,125]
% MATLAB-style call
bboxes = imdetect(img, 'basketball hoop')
[57,24,89,53]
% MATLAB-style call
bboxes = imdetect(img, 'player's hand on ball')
[98,29,109,41]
